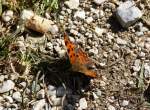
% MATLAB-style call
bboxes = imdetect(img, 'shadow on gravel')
[107,14,126,33]
[36,57,93,108]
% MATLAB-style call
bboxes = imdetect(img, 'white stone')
[0,75,4,82]
[116,38,127,45]
[0,80,15,93]
[92,92,99,99]
[122,100,129,106]
[33,99,46,110]
[86,17,93,24]
[0,106,4,110]
[78,98,87,109]
[89,48,98,55]
[144,63,150,78]
[95,27,106,36]
[3,95,13,103]
[94,0,106,5]
[65,0,79,9]
[37,89,45,99]
[49,25,59,34]
[108,104,116,110]
[47,85,56,96]
[116,1,142,28]
[2,10,13,22]
[50,95,62,106]
[12,92,22,102]
[21,10,34,20]
[74,10,85,19]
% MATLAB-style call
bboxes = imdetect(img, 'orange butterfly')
[64,32,97,78]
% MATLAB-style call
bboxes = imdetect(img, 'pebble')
[33,99,46,110]
[0,75,4,82]
[135,31,144,36]
[74,10,86,19]
[0,80,15,93]
[94,27,106,36]
[12,91,22,102]
[3,95,13,103]
[132,59,141,72]
[92,92,99,99]
[0,106,4,110]
[95,89,102,97]
[86,17,93,24]
[37,89,45,99]
[144,63,150,78]
[116,38,127,45]
[78,98,87,109]
[122,100,129,106]
[65,0,79,9]
[56,86,66,97]
[89,48,98,55]
[94,0,106,5]
[50,25,59,35]
[2,10,13,22]
[50,95,62,106]
[116,1,142,28]
[108,104,116,110]
[48,85,56,96]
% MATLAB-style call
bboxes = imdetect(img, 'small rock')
[95,89,102,97]
[122,100,129,106]
[33,99,46,110]
[3,95,13,103]
[48,85,56,96]
[56,86,66,97]
[138,51,145,58]
[89,48,98,55]
[50,95,62,106]
[108,104,116,110]
[19,82,27,88]
[54,46,65,58]
[2,10,13,22]
[0,80,15,93]
[116,1,142,28]
[37,89,45,99]
[144,63,150,78]
[78,98,87,109]
[135,31,144,36]
[92,92,99,99]
[132,59,141,72]
[74,10,85,19]
[12,91,22,102]
[86,17,93,24]
[0,75,4,82]
[94,0,106,5]
[65,0,79,9]
[95,27,106,36]
[0,106,4,110]
[49,25,59,34]
[116,38,127,45]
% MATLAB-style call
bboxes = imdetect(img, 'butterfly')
[64,32,97,78]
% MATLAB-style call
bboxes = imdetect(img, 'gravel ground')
[0,0,150,110]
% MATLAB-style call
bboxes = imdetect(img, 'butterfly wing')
[64,32,76,64]
[64,33,97,78]
[76,48,97,78]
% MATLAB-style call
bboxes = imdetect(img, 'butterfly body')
[64,33,97,78]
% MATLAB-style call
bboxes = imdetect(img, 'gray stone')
[89,48,98,55]
[47,85,56,96]
[0,80,15,93]
[132,59,141,72]
[78,98,87,109]
[94,0,106,5]
[144,63,150,78]
[56,86,66,97]
[116,1,142,28]
[12,91,22,102]
[135,31,144,36]
[65,0,79,9]
[0,75,4,82]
